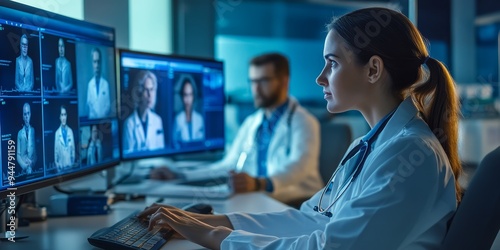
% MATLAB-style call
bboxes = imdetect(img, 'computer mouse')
[183,203,214,214]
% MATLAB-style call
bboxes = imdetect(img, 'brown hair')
[328,8,462,202]
[250,52,290,78]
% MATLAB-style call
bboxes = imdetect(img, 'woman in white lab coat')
[172,74,205,144]
[139,7,462,249]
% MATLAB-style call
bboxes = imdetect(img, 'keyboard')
[88,210,173,250]
[177,175,229,187]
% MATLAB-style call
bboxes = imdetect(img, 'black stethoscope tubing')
[314,110,394,217]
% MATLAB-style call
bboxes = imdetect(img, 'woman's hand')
[149,167,176,180]
[137,204,186,239]
[139,204,232,250]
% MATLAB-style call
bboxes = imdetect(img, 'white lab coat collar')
[374,97,418,148]
[130,109,153,142]
[252,97,298,127]
[251,97,298,151]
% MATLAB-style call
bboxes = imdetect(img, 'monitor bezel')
[117,48,226,162]
[0,1,120,199]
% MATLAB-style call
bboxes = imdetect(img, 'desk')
[2,193,289,250]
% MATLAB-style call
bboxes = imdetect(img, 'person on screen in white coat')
[54,105,75,171]
[140,8,463,250]
[55,38,73,94]
[86,125,102,165]
[151,52,322,204]
[86,47,110,119]
[17,103,36,174]
[15,34,34,92]
[122,70,165,154]
[172,74,205,145]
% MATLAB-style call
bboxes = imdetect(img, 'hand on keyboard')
[88,210,174,250]
[137,204,225,250]
[138,204,185,231]
[149,166,176,180]
[89,204,226,250]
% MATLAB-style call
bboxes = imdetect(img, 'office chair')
[442,146,500,250]
[318,122,352,185]
[287,121,352,209]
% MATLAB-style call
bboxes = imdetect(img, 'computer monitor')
[118,49,225,161]
[0,1,120,199]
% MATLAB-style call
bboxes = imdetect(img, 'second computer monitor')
[118,50,225,160]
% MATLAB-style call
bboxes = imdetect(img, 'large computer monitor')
[0,2,120,198]
[118,49,225,161]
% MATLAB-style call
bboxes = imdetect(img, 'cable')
[105,162,137,191]
[53,185,74,195]
[0,198,7,216]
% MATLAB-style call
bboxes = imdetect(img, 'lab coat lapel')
[58,127,66,145]
[133,111,146,146]
[243,109,264,171]
[267,100,294,156]
[268,118,287,153]
[250,109,264,137]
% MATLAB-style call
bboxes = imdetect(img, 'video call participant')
[122,70,165,154]
[15,34,34,92]
[86,125,102,165]
[172,74,205,144]
[141,8,463,249]
[17,103,36,174]
[54,105,75,171]
[152,53,322,204]
[55,38,73,94]
[87,47,110,119]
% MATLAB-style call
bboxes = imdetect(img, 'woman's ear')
[367,55,384,84]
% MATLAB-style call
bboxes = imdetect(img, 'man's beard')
[255,90,281,108]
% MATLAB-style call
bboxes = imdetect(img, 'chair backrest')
[442,146,500,250]
[318,122,352,185]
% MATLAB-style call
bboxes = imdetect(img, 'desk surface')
[1,193,289,250]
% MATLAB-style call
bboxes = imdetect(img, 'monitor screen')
[0,2,120,198]
[118,49,225,160]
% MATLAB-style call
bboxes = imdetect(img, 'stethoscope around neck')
[235,101,297,172]
[313,110,395,218]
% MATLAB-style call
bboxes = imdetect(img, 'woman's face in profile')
[182,81,194,111]
[316,30,368,113]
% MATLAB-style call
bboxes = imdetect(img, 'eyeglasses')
[248,76,276,85]
[21,42,28,47]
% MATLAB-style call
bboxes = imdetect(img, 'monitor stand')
[18,192,47,222]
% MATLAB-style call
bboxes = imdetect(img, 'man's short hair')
[60,104,67,113]
[20,34,28,43]
[250,52,290,78]
[91,47,101,60]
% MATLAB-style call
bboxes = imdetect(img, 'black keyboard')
[177,176,229,187]
[88,210,173,250]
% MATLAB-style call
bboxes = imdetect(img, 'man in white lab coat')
[17,103,36,174]
[152,53,322,203]
[54,105,75,171]
[86,47,110,119]
[122,70,165,154]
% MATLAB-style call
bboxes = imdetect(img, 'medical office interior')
[1,0,500,249]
